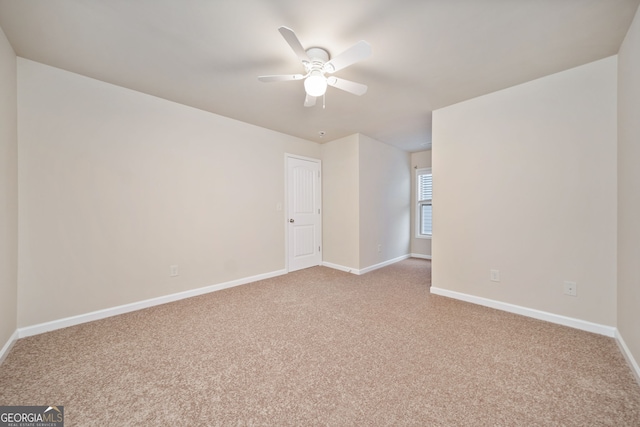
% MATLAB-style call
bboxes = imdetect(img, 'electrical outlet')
[490,269,500,282]
[377,244,382,253]
[170,265,179,277]
[564,281,577,296]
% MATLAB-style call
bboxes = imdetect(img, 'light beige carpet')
[1,259,639,426]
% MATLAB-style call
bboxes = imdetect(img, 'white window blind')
[418,173,432,201]
[417,168,432,237]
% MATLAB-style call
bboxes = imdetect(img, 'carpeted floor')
[1,258,639,426]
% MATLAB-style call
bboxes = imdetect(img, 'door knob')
[289,219,294,223]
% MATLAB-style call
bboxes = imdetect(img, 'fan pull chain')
[323,94,326,109]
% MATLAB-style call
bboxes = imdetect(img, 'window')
[416,168,432,238]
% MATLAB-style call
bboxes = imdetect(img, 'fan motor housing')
[305,47,330,63]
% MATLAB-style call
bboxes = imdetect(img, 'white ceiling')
[1,0,638,152]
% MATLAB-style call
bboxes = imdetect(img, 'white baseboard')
[615,330,640,386]
[17,269,287,339]
[323,254,411,275]
[359,254,411,275]
[430,286,616,337]
[322,261,360,275]
[0,329,19,364]
[410,253,432,260]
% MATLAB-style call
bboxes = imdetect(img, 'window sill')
[415,234,432,240]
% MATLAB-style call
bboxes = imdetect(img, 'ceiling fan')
[258,27,372,107]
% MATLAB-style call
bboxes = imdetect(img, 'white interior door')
[287,156,321,272]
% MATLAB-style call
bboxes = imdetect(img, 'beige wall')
[321,134,410,271]
[618,5,640,370]
[321,135,360,270]
[0,25,18,349]
[410,150,432,258]
[17,58,320,327]
[358,134,410,269]
[432,57,618,326]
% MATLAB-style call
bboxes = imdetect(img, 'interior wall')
[17,58,320,327]
[321,135,360,270]
[617,4,640,371]
[432,57,618,326]
[410,150,432,258]
[358,134,410,269]
[0,25,18,349]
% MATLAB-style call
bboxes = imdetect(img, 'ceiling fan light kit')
[258,26,371,107]
[304,70,327,97]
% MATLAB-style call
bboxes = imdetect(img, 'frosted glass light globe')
[304,72,327,97]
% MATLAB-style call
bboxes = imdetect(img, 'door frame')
[284,153,322,272]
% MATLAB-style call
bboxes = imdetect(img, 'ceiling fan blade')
[323,40,372,73]
[327,77,368,96]
[304,93,317,107]
[278,26,310,63]
[258,74,304,82]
